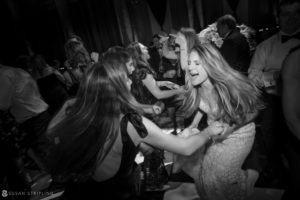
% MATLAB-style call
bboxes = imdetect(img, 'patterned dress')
[131,64,169,190]
[175,100,255,200]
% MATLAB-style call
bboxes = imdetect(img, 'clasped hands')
[178,121,235,140]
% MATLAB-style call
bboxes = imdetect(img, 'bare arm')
[127,116,223,156]
[281,50,300,140]
[156,80,180,89]
[142,73,183,99]
[174,33,188,71]
[188,110,204,129]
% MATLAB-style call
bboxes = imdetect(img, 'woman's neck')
[201,79,214,92]
[199,79,218,115]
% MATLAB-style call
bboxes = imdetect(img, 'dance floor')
[36,110,287,200]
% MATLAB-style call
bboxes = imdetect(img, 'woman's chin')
[191,78,201,86]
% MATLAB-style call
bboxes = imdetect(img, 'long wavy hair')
[180,29,263,126]
[127,42,154,73]
[45,61,142,182]
[100,46,131,72]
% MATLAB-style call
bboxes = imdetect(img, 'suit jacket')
[219,29,251,74]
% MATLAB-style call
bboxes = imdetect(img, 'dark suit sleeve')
[219,40,238,69]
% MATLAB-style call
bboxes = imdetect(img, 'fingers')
[191,128,200,134]
[152,105,162,115]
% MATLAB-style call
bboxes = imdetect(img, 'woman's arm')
[142,73,183,99]
[175,33,188,71]
[138,103,163,115]
[127,116,223,156]
[156,80,180,89]
[188,111,203,129]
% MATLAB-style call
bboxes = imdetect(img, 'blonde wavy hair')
[180,32,263,126]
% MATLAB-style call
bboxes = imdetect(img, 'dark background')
[0,0,277,66]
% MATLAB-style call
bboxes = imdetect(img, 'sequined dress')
[175,100,255,200]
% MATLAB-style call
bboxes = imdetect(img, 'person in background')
[29,54,69,115]
[280,45,300,200]
[148,34,162,74]
[248,0,300,186]
[164,28,263,200]
[42,60,225,200]
[127,42,183,109]
[64,35,93,96]
[216,14,251,74]
[101,46,163,116]
[159,34,183,84]
[127,41,185,190]
[0,64,50,148]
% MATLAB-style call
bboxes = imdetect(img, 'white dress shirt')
[248,31,300,94]
[0,65,48,123]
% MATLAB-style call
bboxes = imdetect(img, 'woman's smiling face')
[188,50,208,86]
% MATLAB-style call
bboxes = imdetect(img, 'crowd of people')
[1,0,300,199]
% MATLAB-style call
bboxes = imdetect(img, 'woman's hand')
[248,71,264,87]
[159,35,169,44]
[178,127,200,138]
[139,142,154,156]
[175,86,186,94]
[157,81,180,89]
[152,101,165,115]
[209,122,236,141]
[204,121,225,137]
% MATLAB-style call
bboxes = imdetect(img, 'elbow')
[183,149,194,156]
[180,145,197,156]
[152,91,164,99]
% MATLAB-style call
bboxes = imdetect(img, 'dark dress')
[131,65,169,190]
[37,74,69,115]
[148,46,161,74]
[219,29,251,74]
[61,111,148,200]
[131,65,158,105]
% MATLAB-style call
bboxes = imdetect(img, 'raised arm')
[175,33,189,71]
[281,49,300,140]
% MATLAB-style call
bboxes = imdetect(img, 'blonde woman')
[165,28,263,200]
[43,56,225,199]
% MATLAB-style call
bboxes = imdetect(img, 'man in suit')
[217,14,251,74]
[217,14,266,195]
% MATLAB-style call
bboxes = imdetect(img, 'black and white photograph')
[1,0,300,199]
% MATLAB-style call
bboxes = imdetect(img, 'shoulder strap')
[121,112,148,139]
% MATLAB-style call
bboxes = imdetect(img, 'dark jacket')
[219,29,251,74]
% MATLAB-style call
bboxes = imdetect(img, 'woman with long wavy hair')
[101,46,163,115]
[43,55,224,200]
[164,28,263,200]
[127,41,184,106]
[127,41,187,189]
